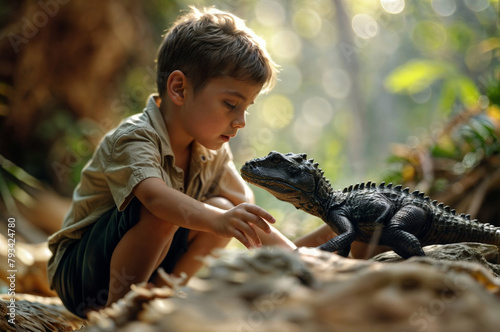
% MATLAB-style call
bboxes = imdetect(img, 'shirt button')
[179,187,184,192]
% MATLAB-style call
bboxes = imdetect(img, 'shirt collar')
[143,94,174,159]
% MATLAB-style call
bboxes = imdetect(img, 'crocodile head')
[240,151,333,217]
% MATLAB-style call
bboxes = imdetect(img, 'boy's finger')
[231,229,252,249]
[237,221,262,247]
[244,210,272,234]
[244,204,276,224]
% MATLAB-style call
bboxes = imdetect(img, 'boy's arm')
[133,177,274,249]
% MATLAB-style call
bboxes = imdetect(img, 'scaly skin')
[241,151,500,258]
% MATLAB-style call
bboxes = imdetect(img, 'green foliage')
[385,59,482,114]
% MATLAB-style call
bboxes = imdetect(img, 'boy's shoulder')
[105,96,166,146]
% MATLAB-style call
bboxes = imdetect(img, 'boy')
[48,6,295,318]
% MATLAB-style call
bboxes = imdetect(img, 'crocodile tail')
[421,213,500,246]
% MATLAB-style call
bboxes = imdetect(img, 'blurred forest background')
[0,0,499,250]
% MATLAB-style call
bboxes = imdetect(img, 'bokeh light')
[293,118,323,149]
[270,29,302,61]
[464,0,490,12]
[431,0,457,17]
[292,8,322,39]
[380,0,405,14]
[254,0,286,27]
[351,14,378,39]
[322,68,351,99]
[259,94,294,129]
[302,97,334,127]
[410,87,432,104]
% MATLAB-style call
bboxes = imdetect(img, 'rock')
[372,243,500,293]
[372,242,500,274]
[82,244,500,332]
[0,294,84,331]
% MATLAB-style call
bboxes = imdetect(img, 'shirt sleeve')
[104,126,167,210]
[211,144,254,206]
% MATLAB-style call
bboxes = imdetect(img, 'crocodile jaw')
[240,170,306,200]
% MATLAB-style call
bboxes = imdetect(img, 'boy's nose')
[232,112,246,129]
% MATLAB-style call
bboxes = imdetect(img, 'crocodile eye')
[271,154,281,163]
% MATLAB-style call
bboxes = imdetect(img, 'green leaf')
[384,59,453,94]
[456,76,480,107]
[439,79,457,115]
[0,155,43,190]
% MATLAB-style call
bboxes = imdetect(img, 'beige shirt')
[47,95,251,286]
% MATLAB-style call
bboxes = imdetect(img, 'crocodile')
[240,151,500,258]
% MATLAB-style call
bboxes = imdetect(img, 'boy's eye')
[224,101,237,110]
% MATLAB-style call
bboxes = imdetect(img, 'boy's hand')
[212,203,275,249]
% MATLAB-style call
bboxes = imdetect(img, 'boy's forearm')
[133,177,222,233]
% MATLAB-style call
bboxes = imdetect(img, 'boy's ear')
[167,70,187,105]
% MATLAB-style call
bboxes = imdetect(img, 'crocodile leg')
[318,213,355,256]
[380,205,427,258]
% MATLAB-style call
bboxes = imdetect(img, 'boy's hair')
[156,6,277,97]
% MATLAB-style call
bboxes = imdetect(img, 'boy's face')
[181,76,263,150]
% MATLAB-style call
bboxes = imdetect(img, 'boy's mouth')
[221,133,236,142]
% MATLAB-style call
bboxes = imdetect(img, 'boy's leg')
[169,229,230,282]
[106,204,179,306]
[166,197,233,283]
[294,224,335,247]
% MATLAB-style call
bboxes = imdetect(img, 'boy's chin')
[200,141,225,151]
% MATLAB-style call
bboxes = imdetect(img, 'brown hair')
[156,6,277,97]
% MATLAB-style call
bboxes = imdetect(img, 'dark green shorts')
[52,198,190,318]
